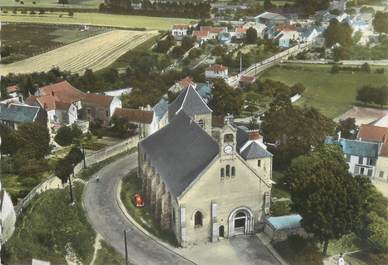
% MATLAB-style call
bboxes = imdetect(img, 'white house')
[299,27,320,42]
[243,22,267,38]
[205,64,229,80]
[172,24,190,40]
[0,181,16,264]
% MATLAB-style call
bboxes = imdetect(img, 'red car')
[133,193,144,207]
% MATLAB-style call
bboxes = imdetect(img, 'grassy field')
[121,169,178,246]
[259,64,388,119]
[0,29,158,76]
[0,11,195,30]
[0,0,102,9]
[4,183,95,264]
[1,23,106,63]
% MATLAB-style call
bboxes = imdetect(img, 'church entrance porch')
[228,207,254,237]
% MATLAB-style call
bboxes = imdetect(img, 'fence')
[15,136,139,216]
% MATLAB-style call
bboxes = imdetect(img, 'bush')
[376,68,385,74]
[331,64,340,74]
[271,200,291,216]
[361,62,371,73]
[30,10,36,15]
[54,125,83,146]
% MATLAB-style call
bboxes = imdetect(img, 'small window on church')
[172,208,176,224]
[194,211,203,227]
[224,133,234,143]
[231,166,235,177]
[220,168,224,178]
[198,119,204,128]
[258,160,261,167]
[226,165,230,177]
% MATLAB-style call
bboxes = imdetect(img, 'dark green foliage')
[54,125,83,146]
[101,1,211,19]
[245,27,258,44]
[296,0,330,15]
[286,145,366,255]
[336,118,358,139]
[181,36,195,51]
[154,34,175,53]
[324,19,353,48]
[209,80,244,115]
[271,200,291,216]
[247,79,305,98]
[373,12,388,33]
[262,96,335,168]
[170,46,185,59]
[54,147,84,184]
[211,45,227,57]
[356,85,388,106]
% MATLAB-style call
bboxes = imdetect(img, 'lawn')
[259,64,388,119]
[94,241,126,265]
[0,11,195,30]
[3,183,95,264]
[121,169,178,246]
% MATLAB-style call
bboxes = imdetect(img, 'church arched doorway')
[219,225,225,238]
[228,207,254,236]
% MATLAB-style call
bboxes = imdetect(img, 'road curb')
[116,178,197,265]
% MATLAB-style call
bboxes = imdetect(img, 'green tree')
[286,145,365,255]
[263,0,273,10]
[170,46,185,59]
[324,19,353,48]
[209,79,244,115]
[366,212,388,252]
[373,12,388,33]
[55,126,74,146]
[245,27,258,44]
[17,123,50,159]
[336,118,358,139]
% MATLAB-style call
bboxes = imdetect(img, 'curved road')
[83,153,194,265]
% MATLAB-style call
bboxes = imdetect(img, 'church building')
[138,85,272,246]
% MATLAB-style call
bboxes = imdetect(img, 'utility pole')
[239,53,243,73]
[81,143,86,168]
[124,230,129,265]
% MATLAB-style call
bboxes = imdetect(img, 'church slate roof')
[140,112,219,198]
[240,142,273,160]
[168,86,212,121]
[153,97,169,120]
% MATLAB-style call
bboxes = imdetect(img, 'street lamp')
[69,163,75,205]
[123,228,133,265]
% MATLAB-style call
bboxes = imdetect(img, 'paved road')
[286,59,388,65]
[83,153,194,265]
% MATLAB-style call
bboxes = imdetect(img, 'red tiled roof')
[36,95,71,111]
[113,108,153,124]
[239,75,256,84]
[178,76,194,89]
[39,80,85,103]
[235,27,247,33]
[6,85,19,94]
[193,30,209,38]
[173,24,189,30]
[200,26,227,34]
[83,93,114,108]
[357,124,388,143]
[208,64,227,72]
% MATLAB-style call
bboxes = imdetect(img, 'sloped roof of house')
[200,26,227,33]
[240,142,273,160]
[193,30,210,39]
[178,76,195,89]
[0,103,40,123]
[139,112,219,198]
[6,85,19,94]
[173,24,190,30]
[255,11,287,21]
[168,85,212,120]
[267,214,302,230]
[235,27,247,33]
[153,97,169,120]
[358,124,388,143]
[113,108,153,124]
[82,93,114,108]
[325,137,379,158]
[276,24,297,32]
[32,95,71,111]
[207,64,227,72]
[38,80,85,103]
[196,83,212,102]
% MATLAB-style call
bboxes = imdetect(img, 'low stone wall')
[15,136,139,216]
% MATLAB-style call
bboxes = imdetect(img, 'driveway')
[179,235,282,265]
[83,153,194,265]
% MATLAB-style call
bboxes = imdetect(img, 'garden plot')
[0,30,158,76]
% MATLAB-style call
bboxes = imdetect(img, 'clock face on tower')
[224,145,233,154]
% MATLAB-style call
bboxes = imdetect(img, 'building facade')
[137,86,272,246]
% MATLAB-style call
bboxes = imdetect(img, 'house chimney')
[248,130,261,141]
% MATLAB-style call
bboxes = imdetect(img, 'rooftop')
[38,80,85,104]
[0,103,40,124]
[358,124,388,143]
[267,214,302,230]
[113,108,153,124]
[140,112,219,198]
[325,137,379,158]
[83,93,114,107]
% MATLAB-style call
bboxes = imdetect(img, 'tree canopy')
[324,19,353,48]
[209,79,244,115]
[373,12,388,33]
[286,145,366,255]
[245,27,258,44]
[261,96,335,168]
